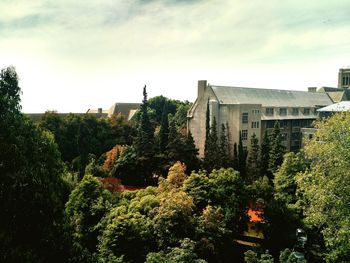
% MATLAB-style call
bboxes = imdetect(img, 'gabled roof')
[108,103,140,119]
[210,85,333,107]
[317,101,350,112]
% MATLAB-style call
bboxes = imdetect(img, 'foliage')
[146,238,206,263]
[208,168,248,233]
[244,250,274,263]
[269,121,286,174]
[183,171,210,211]
[238,131,247,178]
[219,123,231,168]
[246,133,260,182]
[153,190,195,247]
[203,117,220,172]
[297,112,350,262]
[65,175,112,262]
[98,206,155,263]
[102,144,124,173]
[260,130,271,178]
[0,66,69,262]
[279,248,306,263]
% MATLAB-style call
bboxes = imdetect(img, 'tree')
[134,85,155,157]
[274,152,308,206]
[183,171,211,211]
[146,238,206,263]
[153,190,195,247]
[233,142,239,170]
[244,250,274,263]
[269,121,285,174]
[166,116,183,162]
[159,101,169,152]
[260,130,271,178]
[98,206,154,263]
[219,123,230,168]
[182,131,200,174]
[65,175,112,262]
[297,112,350,262]
[238,131,247,177]
[0,66,69,262]
[208,168,248,234]
[246,133,260,182]
[203,117,220,172]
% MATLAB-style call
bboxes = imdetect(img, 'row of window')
[265,107,312,116]
[241,129,295,142]
[265,119,313,129]
[342,74,350,86]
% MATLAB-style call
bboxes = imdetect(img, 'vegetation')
[4,65,350,262]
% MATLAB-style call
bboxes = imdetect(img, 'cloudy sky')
[1,0,350,113]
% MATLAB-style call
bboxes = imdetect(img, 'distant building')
[27,102,140,122]
[187,76,348,156]
[338,67,350,89]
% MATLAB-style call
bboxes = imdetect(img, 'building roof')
[317,101,350,112]
[211,85,333,107]
[108,102,140,119]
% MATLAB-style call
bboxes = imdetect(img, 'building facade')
[187,80,337,157]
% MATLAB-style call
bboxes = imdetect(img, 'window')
[280,120,288,128]
[279,108,287,116]
[266,108,274,115]
[292,108,299,115]
[265,120,275,128]
[242,113,248,123]
[251,121,259,129]
[252,109,260,114]
[292,119,300,126]
[241,130,248,140]
[281,133,288,141]
[303,108,310,115]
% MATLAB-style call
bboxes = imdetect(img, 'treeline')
[2,66,350,262]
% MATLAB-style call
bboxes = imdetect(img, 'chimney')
[308,87,317,93]
[198,80,207,98]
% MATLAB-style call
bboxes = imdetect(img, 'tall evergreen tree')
[233,142,239,171]
[204,99,210,159]
[219,123,230,168]
[182,131,200,173]
[260,129,271,178]
[238,131,246,177]
[166,116,183,161]
[204,117,220,172]
[159,101,169,152]
[134,85,155,156]
[246,133,260,182]
[269,121,286,174]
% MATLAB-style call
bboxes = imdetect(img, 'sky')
[1,0,350,113]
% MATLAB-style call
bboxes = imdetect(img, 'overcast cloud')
[1,0,350,112]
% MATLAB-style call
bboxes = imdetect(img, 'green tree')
[204,117,220,172]
[182,131,200,174]
[238,131,247,177]
[208,168,248,234]
[183,171,211,211]
[153,190,195,247]
[246,133,260,182]
[269,121,285,174]
[65,175,112,262]
[134,85,155,157]
[244,250,274,263]
[98,206,154,263]
[233,142,239,170]
[0,66,69,262]
[219,123,230,168]
[260,130,271,178]
[159,101,169,152]
[297,112,350,262]
[146,238,206,263]
[166,116,183,162]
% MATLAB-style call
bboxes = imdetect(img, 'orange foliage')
[103,145,123,172]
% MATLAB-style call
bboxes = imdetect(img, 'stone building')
[338,68,350,89]
[187,80,338,157]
